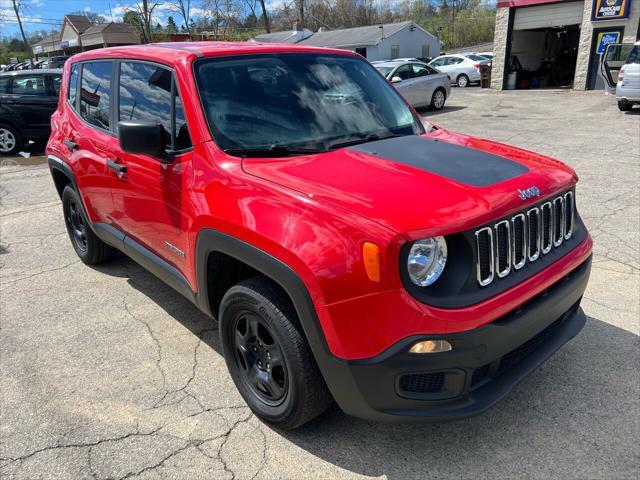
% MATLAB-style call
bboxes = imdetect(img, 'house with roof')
[31,15,140,58]
[252,21,441,62]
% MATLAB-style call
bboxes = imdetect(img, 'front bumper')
[321,255,591,422]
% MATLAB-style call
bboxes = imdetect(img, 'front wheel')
[430,88,446,110]
[618,101,632,111]
[457,74,469,88]
[219,277,332,430]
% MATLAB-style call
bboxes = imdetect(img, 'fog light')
[409,339,452,354]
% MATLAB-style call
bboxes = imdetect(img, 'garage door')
[514,1,584,30]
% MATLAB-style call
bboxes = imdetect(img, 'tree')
[123,9,144,28]
[166,16,178,33]
[168,0,193,37]
[10,0,32,67]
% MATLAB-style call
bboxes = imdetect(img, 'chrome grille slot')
[512,213,526,270]
[553,196,564,247]
[474,190,576,286]
[495,220,511,278]
[564,191,574,240]
[541,202,553,254]
[527,207,540,262]
[475,227,494,286]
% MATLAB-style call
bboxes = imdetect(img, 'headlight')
[407,236,448,287]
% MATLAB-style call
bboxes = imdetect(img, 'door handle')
[63,139,78,151]
[107,159,127,178]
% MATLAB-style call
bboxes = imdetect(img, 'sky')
[0,0,210,37]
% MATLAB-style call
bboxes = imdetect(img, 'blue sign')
[592,0,631,21]
[596,32,621,54]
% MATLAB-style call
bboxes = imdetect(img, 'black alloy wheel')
[67,196,88,252]
[233,312,288,406]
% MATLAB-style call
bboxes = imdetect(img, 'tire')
[0,123,22,156]
[456,74,469,88]
[430,88,446,110]
[618,101,632,112]
[219,276,333,430]
[62,185,115,265]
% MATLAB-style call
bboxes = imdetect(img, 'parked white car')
[600,41,640,111]
[428,54,487,87]
[373,60,451,110]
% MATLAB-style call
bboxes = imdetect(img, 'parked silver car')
[373,60,451,110]
[600,41,640,111]
[428,54,489,87]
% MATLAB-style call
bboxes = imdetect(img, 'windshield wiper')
[327,133,405,151]
[224,144,325,158]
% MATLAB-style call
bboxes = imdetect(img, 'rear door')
[599,43,634,93]
[65,61,117,222]
[4,72,58,139]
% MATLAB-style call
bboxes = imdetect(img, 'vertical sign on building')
[592,0,631,21]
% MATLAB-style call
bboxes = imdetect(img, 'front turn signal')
[362,242,380,282]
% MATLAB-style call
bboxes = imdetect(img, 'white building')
[252,21,441,61]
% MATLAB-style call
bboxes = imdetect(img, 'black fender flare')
[194,229,367,414]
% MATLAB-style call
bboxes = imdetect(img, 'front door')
[588,27,625,90]
[5,72,59,139]
[109,60,193,273]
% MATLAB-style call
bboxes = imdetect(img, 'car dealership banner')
[592,0,631,21]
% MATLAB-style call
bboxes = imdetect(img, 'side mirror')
[118,121,167,160]
[391,76,402,83]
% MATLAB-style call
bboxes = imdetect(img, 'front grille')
[399,372,445,394]
[475,191,575,286]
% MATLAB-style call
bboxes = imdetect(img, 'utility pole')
[11,0,33,67]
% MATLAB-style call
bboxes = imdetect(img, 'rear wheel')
[618,101,632,111]
[0,124,22,156]
[430,88,446,110]
[219,277,332,430]
[456,74,469,88]
[62,185,115,264]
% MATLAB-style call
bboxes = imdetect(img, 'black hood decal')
[347,135,528,187]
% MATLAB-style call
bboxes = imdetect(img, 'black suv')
[0,69,62,155]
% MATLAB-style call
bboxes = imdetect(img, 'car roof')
[0,68,63,76]
[69,41,358,65]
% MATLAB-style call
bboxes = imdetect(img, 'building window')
[355,47,367,58]
[79,61,112,130]
[422,45,430,58]
[391,45,400,59]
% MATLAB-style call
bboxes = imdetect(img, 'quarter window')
[68,64,78,104]
[118,61,191,153]
[80,62,112,130]
[0,77,9,94]
[12,75,46,95]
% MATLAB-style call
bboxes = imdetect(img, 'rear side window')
[68,64,79,104]
[80,61,112,130]
[628,46,640,64]
[119,61,191,152]
[12,75,46,95]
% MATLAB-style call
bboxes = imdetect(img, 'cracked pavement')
[1,88,638,479]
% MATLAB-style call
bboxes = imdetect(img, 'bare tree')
[169,0,193,37]
[136,0,162,43]
[258,0,270,32]
[11,0,33,66]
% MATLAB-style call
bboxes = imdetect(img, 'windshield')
[627,46,640,64]
[194,53,422,155]
[375,65,394,77]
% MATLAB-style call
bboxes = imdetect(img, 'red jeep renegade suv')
[46,43,592,429]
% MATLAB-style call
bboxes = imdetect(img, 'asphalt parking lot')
[1,87,638,479]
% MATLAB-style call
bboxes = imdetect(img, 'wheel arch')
[195,229,332,363]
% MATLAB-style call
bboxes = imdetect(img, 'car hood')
[241,129,577,240]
